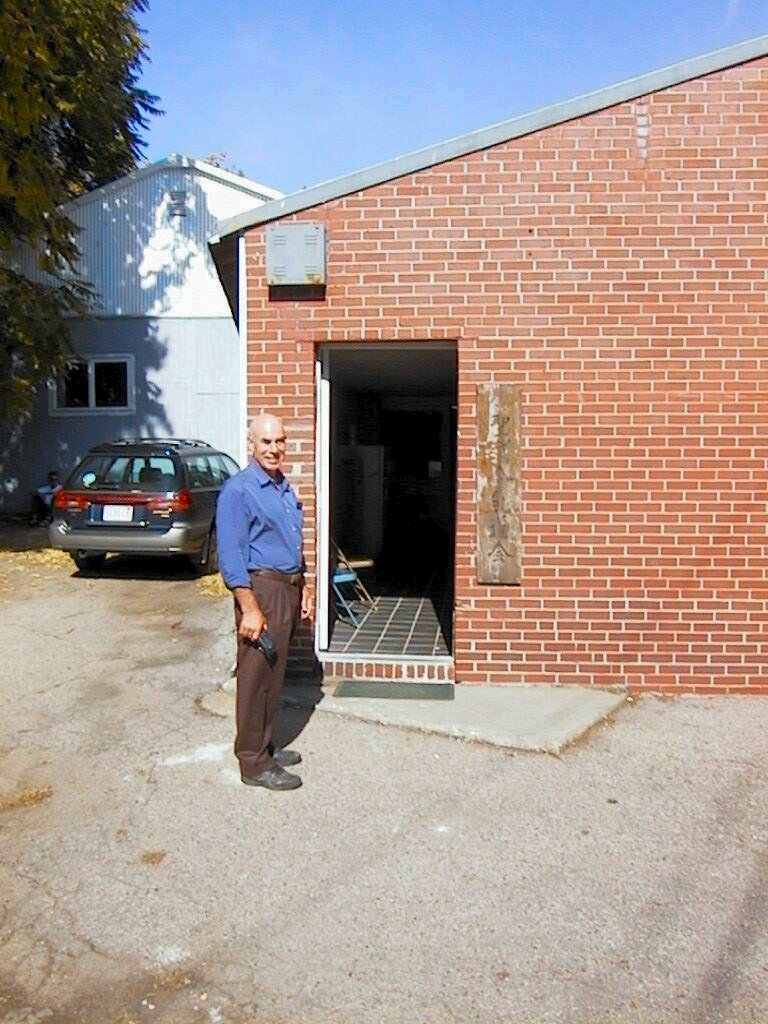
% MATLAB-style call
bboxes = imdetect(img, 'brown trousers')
[234,573,301,776]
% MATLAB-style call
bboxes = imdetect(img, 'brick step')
[320,656,454,684]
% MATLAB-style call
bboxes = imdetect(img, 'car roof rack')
[105,438,213,448]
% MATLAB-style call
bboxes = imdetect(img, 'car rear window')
[69,455,181,493]
[183,453,237,488]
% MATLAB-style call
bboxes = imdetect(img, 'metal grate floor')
[328,595,450,657]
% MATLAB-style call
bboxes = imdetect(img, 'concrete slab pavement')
[201,681,628,753]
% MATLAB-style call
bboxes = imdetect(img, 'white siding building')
[1,156,281,512]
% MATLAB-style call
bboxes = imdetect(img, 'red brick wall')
[244,57,768,694]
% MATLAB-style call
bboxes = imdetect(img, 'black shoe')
[272,747,302,768]
[241,765,302,791]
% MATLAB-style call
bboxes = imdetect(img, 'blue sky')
[137,0,768,194]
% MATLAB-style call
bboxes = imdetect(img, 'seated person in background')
[30,470,62,525]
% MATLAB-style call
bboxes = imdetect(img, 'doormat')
[332,680,454,700]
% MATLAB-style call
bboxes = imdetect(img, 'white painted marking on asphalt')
[154,945,189,965]
[162,742,230,766]
[433,824,450,833]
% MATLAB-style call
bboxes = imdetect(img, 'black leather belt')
[252,569,304,587]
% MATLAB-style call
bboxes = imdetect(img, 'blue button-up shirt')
[216,461,303,589]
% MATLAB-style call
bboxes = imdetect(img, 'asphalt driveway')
[1,534,767,1024]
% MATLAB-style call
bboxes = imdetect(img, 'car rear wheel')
[193,526,218,575]
[72,551,107,574]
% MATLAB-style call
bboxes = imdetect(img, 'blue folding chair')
[332,567,362,626]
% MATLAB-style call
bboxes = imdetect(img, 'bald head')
[249,413,284,438]
[248,413,287,478]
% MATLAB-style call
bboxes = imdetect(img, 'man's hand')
[234,587,266,642]
[239,606,266,642]
[301,584,314,620]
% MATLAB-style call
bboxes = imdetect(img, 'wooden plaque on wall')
[477,383,522,584]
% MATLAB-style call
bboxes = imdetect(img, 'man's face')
[249,422,286,476]
[48,473,59,486]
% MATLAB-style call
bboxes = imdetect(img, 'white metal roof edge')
[210,33,768,243]
[183,156,285,200]
[64,154,284,211]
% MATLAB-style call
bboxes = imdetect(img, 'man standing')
[216,413,313,791]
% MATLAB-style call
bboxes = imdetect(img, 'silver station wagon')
[49,438,240,573]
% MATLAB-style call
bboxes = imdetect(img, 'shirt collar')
[249,460,286,491]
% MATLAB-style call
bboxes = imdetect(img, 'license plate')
[103,504,134,523]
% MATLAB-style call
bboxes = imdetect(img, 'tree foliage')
[0,0,159,420]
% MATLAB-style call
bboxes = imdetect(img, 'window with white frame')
[51,356,135,415]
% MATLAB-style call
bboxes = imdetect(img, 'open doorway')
[317,343,457,658]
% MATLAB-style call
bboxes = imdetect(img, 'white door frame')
[314,351,331,652]
[237,235,249,469]
[314,341,457,656]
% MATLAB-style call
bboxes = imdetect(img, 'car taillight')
[54,491,91,511]
[146,488,193,513]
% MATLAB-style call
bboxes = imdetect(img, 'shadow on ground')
[273,698,324,752]
[73,553,200,581]
[0,516,51,552]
